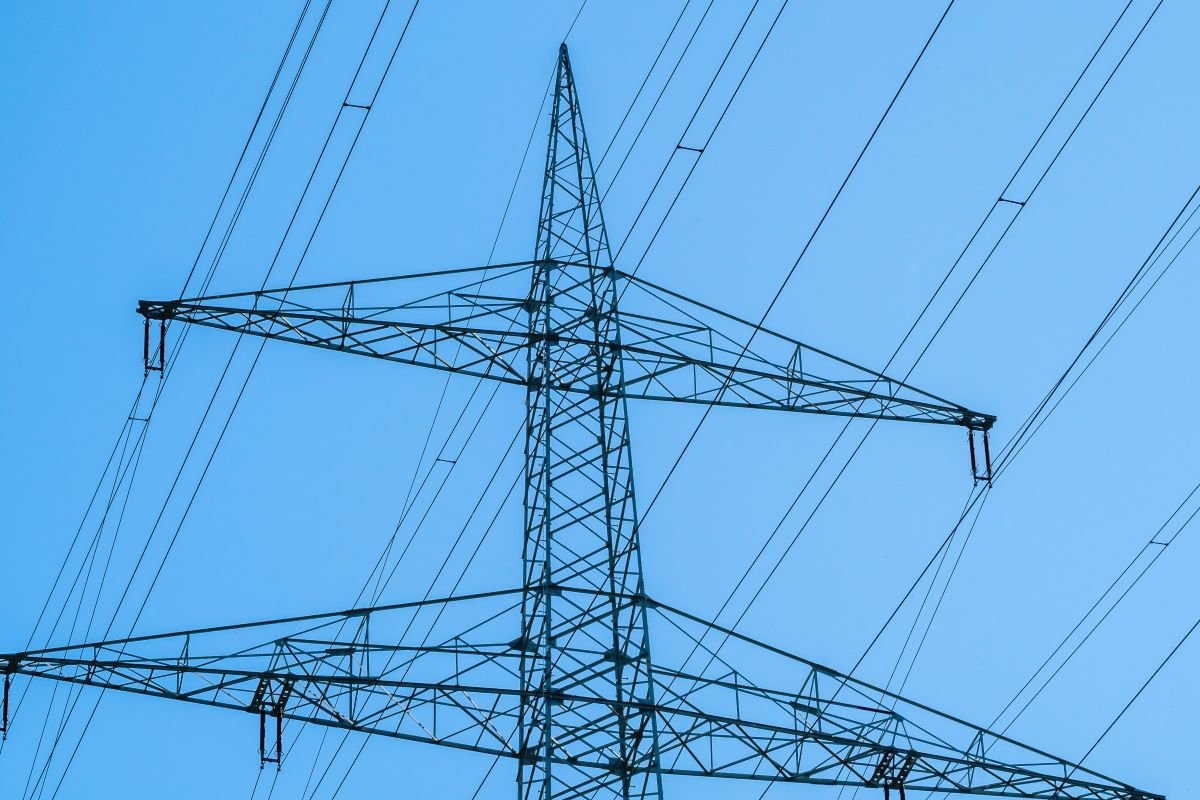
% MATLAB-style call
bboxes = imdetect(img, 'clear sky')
[1,1,1197,798]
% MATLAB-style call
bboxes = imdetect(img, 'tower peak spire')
[6,40,1159,800]
[536,38,611,267]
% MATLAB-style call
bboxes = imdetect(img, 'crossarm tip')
[137,299,180,320]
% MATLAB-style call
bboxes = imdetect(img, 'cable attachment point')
[967,425,993,486]
[2,669,12,740]
[252,677,293,769]
[143,318,165,376]
[871,749,917,799]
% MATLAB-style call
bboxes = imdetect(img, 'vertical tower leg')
[517,44,663,800]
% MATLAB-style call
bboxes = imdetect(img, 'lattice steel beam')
[7,43,1157,800]
[2,590,1160,800]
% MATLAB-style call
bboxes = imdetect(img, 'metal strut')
[4,42,1162,800]
[257,708,283,768]
[968,423,993,485]
[2,667,11,740]
[251,678,292,768]
[873,749,917,800]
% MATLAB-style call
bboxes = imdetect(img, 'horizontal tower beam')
[3,590,1157,800]
[137,261,994,431]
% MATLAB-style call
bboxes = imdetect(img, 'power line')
[646,0,959,708]
[261,8,599,797]
[272,9,787,791]
[616,0,790,270]
[901,0,1165,381]
[286,11,790,792]
[23,4,426,796]
[16,0,321,721]
[836,0,1172,743]
[598,0,718,199]
[824,177,1200,800]
[12,4,1184,798]
[638,0,956,530]
[1079,614,1200,764]
[594,0,695,172]
[737,0,1164,704]
[864,174,1200,694]
[15,0,335,789]
[995,472,1200,737]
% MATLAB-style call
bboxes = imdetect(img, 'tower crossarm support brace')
[136,261,994,431]
[0,591,1160,800]
[26,38,1133,800]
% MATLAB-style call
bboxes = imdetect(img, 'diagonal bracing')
[137,262,994,431]
[3,590,1160,800]
[7,43,1158,800]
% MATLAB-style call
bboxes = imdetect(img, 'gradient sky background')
[2,1,1198,798]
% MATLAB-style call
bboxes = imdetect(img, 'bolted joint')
[869,750,917,790]
[630,592,659,610]
[136,299,180,321]
[607,757,631,776]
[527,581,563,597]
[967,426,994,486]
[1,666,12,739]
[603,647,643,667]
[508,636,537,653]
[521,295,550,313]
[867,750,895,787]
[789,699,821,715]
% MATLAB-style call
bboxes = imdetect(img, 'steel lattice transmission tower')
[3,46,1160,800]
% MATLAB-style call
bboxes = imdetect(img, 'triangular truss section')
[138,261,994,429]
[8,42,1158,800]
[5,590,1159,799]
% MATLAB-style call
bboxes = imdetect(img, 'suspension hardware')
[2,670,11,740]
[968,425,993,486]
[143,318,165,375]
[252,678,293,768]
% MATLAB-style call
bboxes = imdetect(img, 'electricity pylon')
[3,45,1158,800]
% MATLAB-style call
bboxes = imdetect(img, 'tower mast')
[519,44,662,799]
[2,44,1158,800]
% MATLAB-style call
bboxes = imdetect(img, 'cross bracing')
[3,589,1159,799]
[136,261,994,430]
[6,43,1158,800]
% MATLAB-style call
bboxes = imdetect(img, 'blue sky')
[1,1,1197,798]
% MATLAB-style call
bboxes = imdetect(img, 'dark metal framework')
[5,45,1157,800]
[3,591,1160,799]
